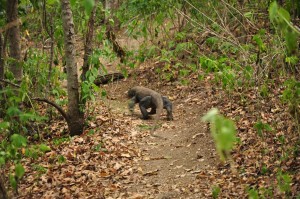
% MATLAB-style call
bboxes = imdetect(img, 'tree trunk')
[105,0,112,24]
[6,0,22,81]
[60,0,84,136]
[81,0,98,82]
[0,172,8,199]
[0,34,4,81]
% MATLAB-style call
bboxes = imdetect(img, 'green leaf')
[15,164,25,179]
[57,155,66,164]
[244,11,253,19]
[248,188,259,199]
[9,174,17,189]
[39,144,51,152]
[278,7,291,22]
[47,0,59,5]
[0,157,5,165]
[83,0,95,15]
[101,90,107,97]
[285,30,298,54]
[202,108,219,122]
[10,134,27,148]
[6,107,21,117]
[0,121,9,129]
[202,109,237,161]
[70,0,77,7]
[269,1,278,22]
[212,186,221,199]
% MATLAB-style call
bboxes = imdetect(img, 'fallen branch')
[0,79,21,88]
[94,72,125,85]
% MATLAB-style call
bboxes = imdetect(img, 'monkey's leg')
[139,96,152,120]
[162,96,173,120]
[128,97,137,114]
[166,106,173,121]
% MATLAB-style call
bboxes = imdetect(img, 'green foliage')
[282,78,300,106]
[253,29,267,52]
[0,83,46,135]
[138,124,152,130]
[81,67,100,102]
[57,155,66,164]
[15,163,25,180]
[202,108,237,162]
[52,136,71,146]
[39,144,51,153]
[82,0,95,16]
[269,1,300,55]
[0,134,26,166]
[277,171,291,194]
[254,121,273,138]
[93,143,104,152]
[32,164,47,175]
[285,56,299,66]
[212,185,221,199]
[259,84,269,98]
[24,49,66,97]
[0,132,50,190]
[247,188,259,199]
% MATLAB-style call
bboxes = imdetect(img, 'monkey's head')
[127,88,136,98]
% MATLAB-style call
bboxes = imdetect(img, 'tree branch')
[32,98,70,124]
[0,78,21,87]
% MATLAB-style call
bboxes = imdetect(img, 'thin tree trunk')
[0,34,4,81]
[42,0,55,122]
[81,0,98,82]
[60,0,84,136]
[0,34,5,118]
[6,0,22,81]
[0,171,8,199]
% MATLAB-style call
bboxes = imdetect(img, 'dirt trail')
[103,73,217,198]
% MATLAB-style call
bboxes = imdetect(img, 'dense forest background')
[0,0,299,198]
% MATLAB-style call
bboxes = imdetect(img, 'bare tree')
[60,0,84,136]
[6,0,22,81]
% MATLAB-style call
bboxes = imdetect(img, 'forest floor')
[15,36,299,198]
[16,62,223,198]
[102,67,218,198]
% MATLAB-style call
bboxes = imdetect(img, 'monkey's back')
[129,86,163,114]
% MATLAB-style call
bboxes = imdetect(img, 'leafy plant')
[0,133,50,191]
[248,188,259,199]
[212,185,221,199]
[281,78,300,126]
[254,121,273,138]
[277,171,291,194]
[57,155,66,164]
[32,164,47,176]
[269,1,300,55]
[202,108,237,162]
[52,136,71,146]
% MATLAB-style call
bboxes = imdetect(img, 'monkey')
[128,86,173,131]
[138,96,173,121]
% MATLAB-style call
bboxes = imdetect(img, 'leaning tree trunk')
[6,0,22,81]
[60,0,84,136]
